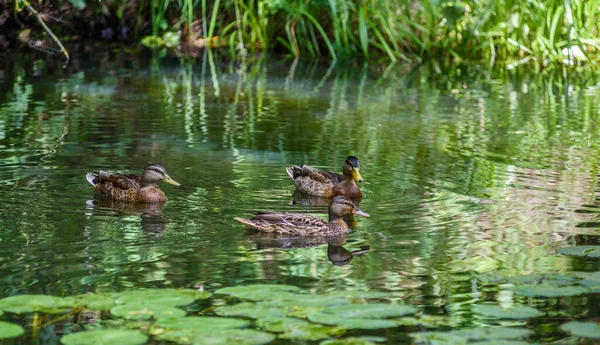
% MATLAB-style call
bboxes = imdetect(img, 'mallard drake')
[234,196,369,236]
[286,156,363,199]
[85,164,180,203]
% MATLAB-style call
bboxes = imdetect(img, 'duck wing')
[234,212,328,235]
[98,171,141,191]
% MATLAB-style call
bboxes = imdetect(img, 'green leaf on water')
[411,327,533,343]
[64,294,115,311]
[156,316,250,330]
[325,291,391,299]
[0,321,24,339]
[214,284,301,301]
[60,329,148,345]
[255,317,311,332]
[510,283,590,297]
[395,315,456,328]
[508,274,575,285]
[320,303,417,319]
[256,317,342,340]
[320,337,385,345]
[473,305,543,319]
[156,329,275,345]
[559,246,600,258]
[110,303,186,320]
[113,289,210,306]
[308,313,398,329]
[561,321,600,339]
[0,295,74,314]
[214,302,288,319]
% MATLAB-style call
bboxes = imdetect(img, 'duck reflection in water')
[246,233,370,266]
[85,199,168,235]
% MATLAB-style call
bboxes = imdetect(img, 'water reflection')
[85,199,168,235]
[245,233,370,266]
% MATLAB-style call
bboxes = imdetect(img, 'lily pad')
[214,302,288,319]
[0,321,24,339]
[60,329,148,345]
[320,303,417,319]
[308,313,398,329]
[411,327,533,343]
[110,303,186,320]
[156,329,275,345]
[264,294,349,307]
[255,317,311,332]
[510,283,590,297]
[256,317,341,340]
[320,337,385,345]
[558,246,600,258]
[156,316,250,330]
[214,284,301,301]
[113,289,210,306]
[508,274,575,285]
[473,305,543,319]
[395,315,456,328]
[0,295,74,314]
[64,294,115,311]
[325,291,391,299]
[561,321,600,339]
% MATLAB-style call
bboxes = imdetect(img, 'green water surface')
[0,53,599,344]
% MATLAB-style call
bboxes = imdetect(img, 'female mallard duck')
[234,196,369,236]
[85,164,180,203]
[286,156,363,199]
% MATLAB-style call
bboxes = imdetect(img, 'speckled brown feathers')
[234,196,370,236]
[286,156,363,199]
[86,164,180,203]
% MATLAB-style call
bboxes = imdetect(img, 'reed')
[11,0,600,65]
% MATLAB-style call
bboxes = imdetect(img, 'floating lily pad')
[0,321,24,339]
[215,284,301,301]
[64,294,115,311]
[395,315,456,328]
[110,303,186,320]
[474,305,543,319]
[214,302,288,319]
[308,313,398,329]
[508,274,575,285]
[510,283,590,297]
[256,317,341,340]
[561,321,600,339]
[113,289,210,306]
[411,327,533,343]
[156,329,275,345]
[320,337,385,345]
[558,246,600,258]
[320,303,417,319]
[325,291,391,299]
[470,342,534,345]
[264,294,349,308]
[0,295,74,314]
[156,316,250,330]
[60,329,148,345]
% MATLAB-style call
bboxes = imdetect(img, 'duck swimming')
[86,164,180,203]
[286,156,363,199]
[234,196,369,236]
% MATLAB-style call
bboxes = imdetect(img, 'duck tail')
[85,173,98,187]
[285,166,302,180]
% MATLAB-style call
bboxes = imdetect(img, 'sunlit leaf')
[561,321,600,339]
[156,316,250,330]
[473,305,543,319]
[64,294,115,311]
[141,36,164,49]
[156,329,275,345]
[0,321,24,339]
[110,303,186,320]
[60,329,147,345]
[0,295,74,314]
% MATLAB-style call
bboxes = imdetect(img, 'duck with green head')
[86,164,180,203]
[234,196,370,236]
[285,156,363,199]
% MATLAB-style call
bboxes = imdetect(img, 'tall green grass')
[17,0,600,65]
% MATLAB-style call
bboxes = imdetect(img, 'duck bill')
[162,175,181,187]
[354,208,370,217]
[352,168,363,182]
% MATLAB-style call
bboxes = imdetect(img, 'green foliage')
[558,246,600,257]
[473,305,543,320]
[0,321,24,339]
[60,329,148,345]
[561,321,600,339]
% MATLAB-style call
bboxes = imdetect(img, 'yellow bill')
[352,168,363,182]
[162,174,181,187]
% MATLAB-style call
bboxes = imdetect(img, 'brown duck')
[286,156,363,199]
[85,164,180,203]
[234,196,370,236]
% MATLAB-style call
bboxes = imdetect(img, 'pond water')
[0,51,600,344]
